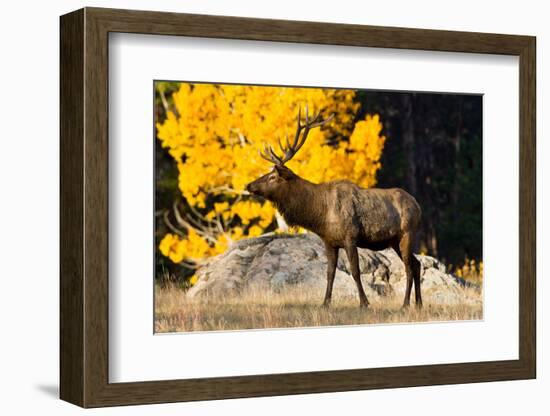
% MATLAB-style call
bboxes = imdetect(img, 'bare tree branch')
[171,202,218,244]
[163,210,186,237]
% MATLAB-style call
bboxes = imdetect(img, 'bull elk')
[246,106,423,308]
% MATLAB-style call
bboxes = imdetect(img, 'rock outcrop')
[187,233,480,305]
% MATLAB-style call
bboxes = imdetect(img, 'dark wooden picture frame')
[60,7,536,408]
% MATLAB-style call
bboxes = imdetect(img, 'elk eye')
[268,175,276,181]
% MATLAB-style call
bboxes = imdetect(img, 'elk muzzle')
[246,177,270,199]
[246,181,259,194]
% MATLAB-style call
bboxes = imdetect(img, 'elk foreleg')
[322,244,338,307]
[344,243,369,308]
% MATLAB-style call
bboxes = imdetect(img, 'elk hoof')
[360,302,369,309]
[321,301,331,308]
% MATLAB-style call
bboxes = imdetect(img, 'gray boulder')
[187,233,480,305]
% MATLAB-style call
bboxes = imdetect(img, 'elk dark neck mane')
[271,177,326,232]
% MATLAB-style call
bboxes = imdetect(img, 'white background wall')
[0,0,546,414]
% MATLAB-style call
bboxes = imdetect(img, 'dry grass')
[155,283,483,333]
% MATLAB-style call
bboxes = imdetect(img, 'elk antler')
[260,105,334,166]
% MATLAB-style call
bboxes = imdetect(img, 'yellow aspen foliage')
[157,83,385,265]
[454,258,483,283]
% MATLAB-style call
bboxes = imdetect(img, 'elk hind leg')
[344,243,369,308]
[323,244,338,307]
[412,255,422,307]
[399,234,414,308]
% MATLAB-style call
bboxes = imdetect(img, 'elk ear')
[274,164,295,180]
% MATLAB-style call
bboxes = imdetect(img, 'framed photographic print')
[60,7,536,408]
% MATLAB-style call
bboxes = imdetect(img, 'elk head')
[246,106,333,200]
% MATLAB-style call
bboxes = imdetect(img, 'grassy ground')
[155,284,483,333]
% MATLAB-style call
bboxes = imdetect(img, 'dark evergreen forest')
[358,91,482,264]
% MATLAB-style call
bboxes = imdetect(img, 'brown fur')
[247,164,423,308]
